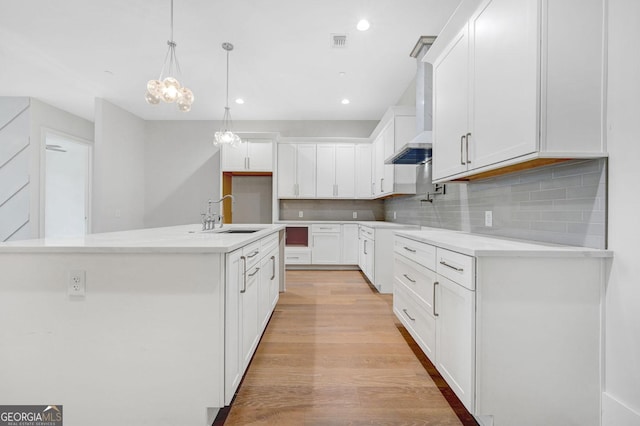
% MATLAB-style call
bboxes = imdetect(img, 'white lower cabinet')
[358,226,375,284]
[311,224,341,264]
[393,232,608,426]
[225,233,281,404]
[341,224,359,264]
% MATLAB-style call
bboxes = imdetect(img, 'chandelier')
[213,42,241,146]
[144,0,194,112]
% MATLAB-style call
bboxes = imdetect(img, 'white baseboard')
[603,392,640,426]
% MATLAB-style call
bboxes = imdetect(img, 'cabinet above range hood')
[385,36,436,165]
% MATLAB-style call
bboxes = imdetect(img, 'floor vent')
[331,34,348,48]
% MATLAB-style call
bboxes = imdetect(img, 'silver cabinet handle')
[403,274,416,283]
[403,246,416,253]
[371,182,374,195]
[460,135,466,165]
[364,239,368,255]
[247,250,260,258]
[270,255,276,280]
[402,308,416,321]
[466,132,471,164]
[247,157,251,169]
[319,227,332,230]
[240,256,247,293]
[433,281,439,317]
[287,256,300,259]
[381,178,384,192]
[248,267,260,277]
[439,260,463,272]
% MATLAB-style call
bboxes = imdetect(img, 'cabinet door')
[470,0,538,169]
[316,144,336,197]
[311,233,341,264]
[435,275,475,412]
[365,239,375,284]
[382,123,395,195]
[247,140,273,171]
[277,143,297,198]
[241,262,260,370]
[221,141,248,171]
[341,224,359,264]
[355,144,372,198]
[268,250,279,310]
[373,133,385,196]
[258,254,272,333]
[335,144,355,198]
[224,249,243,404]
[296,144,316,198]
[358,235,366,271]
[432,26,471,180]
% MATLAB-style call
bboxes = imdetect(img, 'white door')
[470,0,538,168]
[316,144,336,197]
[277,143,296,198]
[247,140,273,171]
[44,133,91,238]
[222,141,248,171]
[432,26,471,180]
[335,144,355,198]
[312,233,341,264]
[296,144,316,198]
[355,144,372,198]
[341,224,359,264]
[435,275,475,412]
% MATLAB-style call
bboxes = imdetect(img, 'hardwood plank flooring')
[222,270,476,425]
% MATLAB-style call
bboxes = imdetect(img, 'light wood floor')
[223,270,471,425]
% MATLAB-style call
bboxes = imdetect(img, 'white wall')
[93,99,145,233]
[604,0,640,424]
[144,121,220,228]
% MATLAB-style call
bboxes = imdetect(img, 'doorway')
[43,131,92,238]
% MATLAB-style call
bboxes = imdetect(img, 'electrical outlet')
[352,212,357,219]
[68,270,86,297]
[298,211,303,218]
[485,211,493,227]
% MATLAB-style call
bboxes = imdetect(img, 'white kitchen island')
[0,224,285,426]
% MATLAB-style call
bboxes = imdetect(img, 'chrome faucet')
[202,195,235,230]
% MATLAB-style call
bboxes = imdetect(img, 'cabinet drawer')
[394,254,436,312]
[311,224,341,233]
[394,281,436,361]
[436,247,475,290]
[261,233,279,255]
[285,248,311,264]
[242,240,262,269]
[359,225,375,239]
[394,236,436,270]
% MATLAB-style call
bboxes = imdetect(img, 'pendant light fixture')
[145,0,194,112]
[213,42,241,147]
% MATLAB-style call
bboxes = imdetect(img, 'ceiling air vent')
[331,34,348,48]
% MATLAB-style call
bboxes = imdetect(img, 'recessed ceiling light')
[339,71,346,77]
[341,99,350,105]
[356,19,370,31]
[235,98,244,104]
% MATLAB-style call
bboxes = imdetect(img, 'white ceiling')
[0,0,459,122]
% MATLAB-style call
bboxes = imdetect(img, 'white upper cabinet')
[221,139,273,172]
[427,0,607,182]
[314,144,356,198]
[277,143,316,198]
[370,106,417,198]
[316,144,336,197]
[355,144,373,199]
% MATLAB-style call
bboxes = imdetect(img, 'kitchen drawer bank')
[393,229,611,426]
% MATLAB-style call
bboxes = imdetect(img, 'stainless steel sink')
[217,229,260,234]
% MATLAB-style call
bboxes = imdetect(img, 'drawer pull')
[403,274,416,283]
[433,281,439,317]
[247,250,260,258]
[439,260,463,272]
[403,246,417,253]
[270,256,276,280]
[287,256,299,259]
[402,308,416,321]
[248,267,260,277]
[240,256,247,294]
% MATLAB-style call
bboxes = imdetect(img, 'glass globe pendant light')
[145,0,194,112]
[213,43,241,147]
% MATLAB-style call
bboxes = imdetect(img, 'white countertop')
[276,220,419,230]
[395,229,612,258]
[0,224,285,254]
